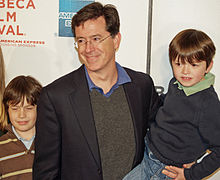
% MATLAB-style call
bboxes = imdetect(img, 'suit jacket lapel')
[69,67,101,168]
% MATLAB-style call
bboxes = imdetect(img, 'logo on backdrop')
[59,0,94,37]
[0,0,45,47]
[0,0,35,36]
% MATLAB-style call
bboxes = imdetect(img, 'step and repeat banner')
[0,1,219,179]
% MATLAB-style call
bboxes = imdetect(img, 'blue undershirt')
[12,126,35,150]
[85,62,131,97]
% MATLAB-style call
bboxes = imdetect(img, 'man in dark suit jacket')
[33,2,161,180]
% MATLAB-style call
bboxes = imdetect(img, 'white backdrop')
[1,0,219,179]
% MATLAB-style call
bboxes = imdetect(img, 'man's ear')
[206,60,213,73]
[113,32,121,51]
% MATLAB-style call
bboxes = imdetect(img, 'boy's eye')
[11,107,18,110]
[174,62,181,66]
[25,106,35,111]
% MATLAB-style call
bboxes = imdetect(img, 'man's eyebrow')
[76,34,102,39]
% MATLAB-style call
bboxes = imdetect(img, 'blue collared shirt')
[12,126,35,150]
[85,62,131,97]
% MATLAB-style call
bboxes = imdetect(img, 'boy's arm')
[33,87,61,180]
[184,148,220,180]
[163,149,220,180]
[185,94,220,179]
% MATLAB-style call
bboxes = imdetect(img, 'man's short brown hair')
[71,2,120,37]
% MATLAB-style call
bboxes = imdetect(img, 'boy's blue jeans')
[123,139,171,180]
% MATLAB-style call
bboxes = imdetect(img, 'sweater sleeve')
[184,90,220,180]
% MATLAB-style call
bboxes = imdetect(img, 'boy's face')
[8,97,36,138]
[172,58,213,87]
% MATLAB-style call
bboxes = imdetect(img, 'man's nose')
[85,40,95,53]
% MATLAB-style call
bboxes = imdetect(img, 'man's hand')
[162,162,195,179]
[162,166,185,180]
[183,162,195,169]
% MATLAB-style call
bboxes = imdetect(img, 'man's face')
[8,97,37,138]
[75,16,121,74]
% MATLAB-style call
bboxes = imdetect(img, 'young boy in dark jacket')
[0,75,42,180]
[123,29,220,180]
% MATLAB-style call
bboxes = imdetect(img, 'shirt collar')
[174,73,215,96]
[12,125,35,149]
[85,62,131,97]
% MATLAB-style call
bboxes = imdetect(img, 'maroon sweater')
[0,124,34,180]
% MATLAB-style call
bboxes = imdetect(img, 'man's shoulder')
[123,67,153,84]
[123,67,148,75]
[44,65,84,90]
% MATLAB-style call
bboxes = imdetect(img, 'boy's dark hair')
[71,2,120,37]
[3,75,42,111]
[169,29,216,68]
